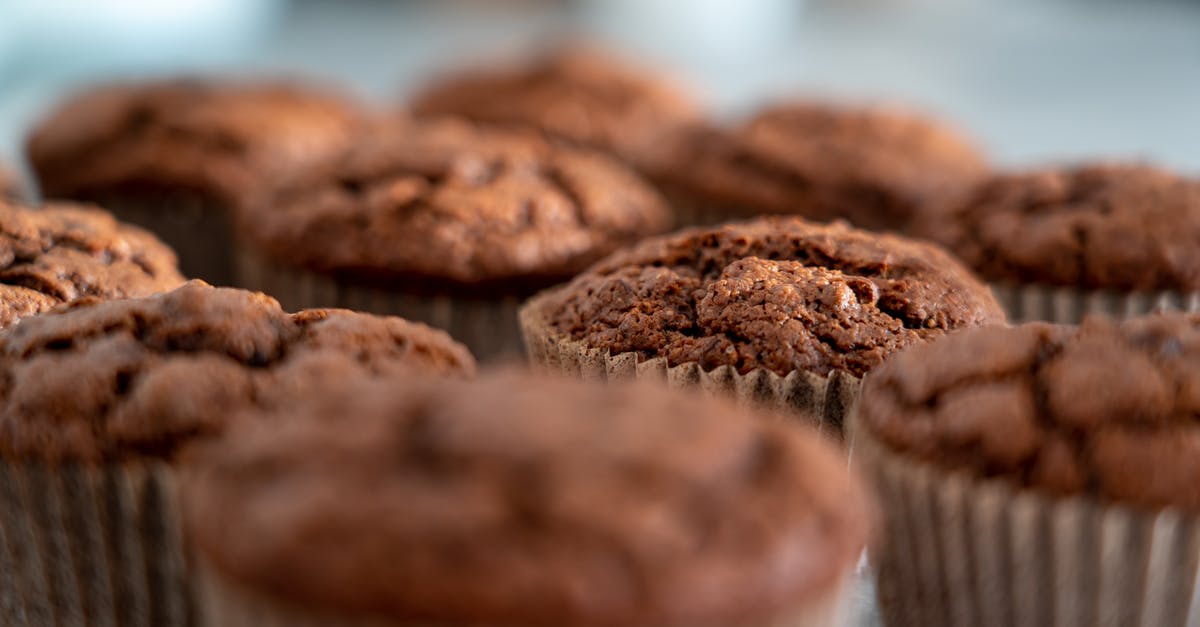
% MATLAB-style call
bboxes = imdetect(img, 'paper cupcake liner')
[0,460,195,627]
[90,191,237,286]
[849,410,1200,627]
[197,556,857,627]
[519,297,861,438]
[990,282,1200,324]
[236,248,523,361]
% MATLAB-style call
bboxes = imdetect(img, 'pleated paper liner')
[990,282,1200,324]
[235,248,523,361]
[0,460,196,627]
[196,556,858,627]
[849,410,1200,627]
[518,298,861,439]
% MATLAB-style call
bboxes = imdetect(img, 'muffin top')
[528,217,1004,378]
[653,102,986,231]
[239,117,671,293]
[0,199,184,329]
[28,79,364,204]
[858,313,1200,510]
[913,163,1200,291]
[0,281,475,464]
[410,46,701,168]
[186,370,869,627]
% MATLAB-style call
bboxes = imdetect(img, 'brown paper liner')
[0,460,196,627]
[88,191,238,286]
[990,282,1200,324]
[518,295,861,438]
[236,247,523,361]
[849,409,1200,627]
[197,556,858,627]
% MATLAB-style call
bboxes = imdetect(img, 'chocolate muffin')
[236,116,672,360]
[0,281,473,627]
[914,163,1200,322]
[0,198,184,328]
[853,314,1200,627]
[651,101,987,229]
[520,217,1004,433]
[27,79,365,284]
[187,370,870,627]
[410,45,702,172]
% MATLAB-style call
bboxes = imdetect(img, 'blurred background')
[1,0,1198,179]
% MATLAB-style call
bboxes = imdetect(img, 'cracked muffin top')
[0,199,184,329]
[651,102,986,231]
[28,79,364,204]
[410,46,701,169]
[525,217,1004,378]
[239,117,672,293]
[0,281,475,464]
[186,370,869,627]
[912,163,1200,291]
[858,313,1200,510]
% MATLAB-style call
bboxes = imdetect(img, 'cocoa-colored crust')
[239,117,672,291]
[27,79,364,205]
[531,217,1004,378]
[913,163,1200,291]
[410,46,701,168]
[652,102,986,231]
[0,281,475,464]
[859,313,1200,510]
[0,199,184,329]
[186,371,869,626]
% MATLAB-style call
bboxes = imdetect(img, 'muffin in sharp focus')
[235,116,672,360]
[913,162,1200,322]
[0,281,474,627]
[520,217,1004,435]
[853,313,1200,627]
[26,79,366,284]
[410,45,703,174]
[187,369,871,627]
[0,198,184,329]
[652,101,987,230]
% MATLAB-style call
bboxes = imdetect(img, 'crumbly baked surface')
[650,102,986,231]
[913,163,1200,291]
[0,199,184,329]
[530,217,1004,377]
[28,79,363,204]
[239,117,671,292]
[859,313,1200,509]
[0,281,475,463]
[410,46,701,169]
[186,370,869,626]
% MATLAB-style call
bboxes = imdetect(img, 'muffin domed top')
[239,118,671,292]
[0,199,184,329]
[859,313,1200,510]
[653,102,986,231]
[410,46,701,168]
[28,79,364,203]
[186,370,869,626]
[527,217,1004,378]
[0,281,475,464]
[913,163,1200,291]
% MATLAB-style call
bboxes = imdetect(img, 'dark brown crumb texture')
[533,217,1004,378]
[859,313,1200,510]
[239,117,672,291]
[187,371,869,626]
[914,163,1200,291]
[0,199,184,328]
[650,102,987,231]
[0,281,475,464]
[410,46,701,169]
